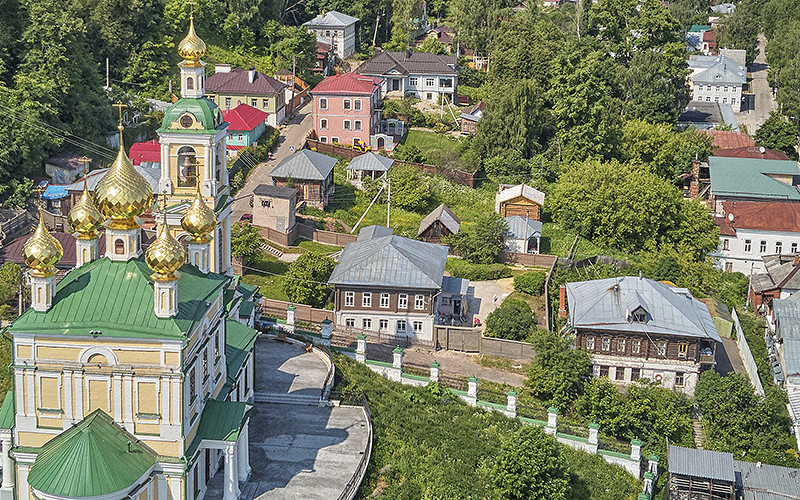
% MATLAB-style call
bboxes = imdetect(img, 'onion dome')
[177,14,206,67]
[68,179,103,239]
[94,126,153,230]
[181,185,217,242]
[145,222,186,280]
[22,211,64,277]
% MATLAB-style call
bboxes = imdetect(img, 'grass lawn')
[403,129,461,153]
[240,253,290,301]
[296,239,342,254]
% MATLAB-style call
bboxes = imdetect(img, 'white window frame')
[396,320,407,332]
[586,336,594,350]
[425,78,435,87]
[776,241,783,254]
[319,98,328,110]
[631,339,641,354]
[362,318,372,330]
[398,294,408,309]
[343,99,351,110]
[744,239,751,252]
[345,318,355,328]
[343,120,351,131]
[320,118,328,130]
[379,319,388,331]
[344,291,354,307]
[601,338,610,351]
[413,321,423,333]
[331,137,339,143]
[409,77,418,86]
[353,99,362,111]
[380,293,390,308]
[362,292,372,307]
[354,120,362,131]
[414,294,425,310]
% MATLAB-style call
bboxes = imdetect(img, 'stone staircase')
[253,391,322,406]
[261,242,283,258]
[692,416,705,449]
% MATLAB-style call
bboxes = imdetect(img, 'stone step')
[254,392,322,405]
[261,243,283,258]
[692,419,705,449]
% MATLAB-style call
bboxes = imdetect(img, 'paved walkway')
[716,336,746,376]
[736,33,777,134]
[232,103,314,222]
[254,338,329,399]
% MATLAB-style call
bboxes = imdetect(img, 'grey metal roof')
[566,276,721,340]
[356,51,458,77]
[270,149,337,181]
[688,55,746,85]
[346,152,394,172]
[358,225,393,240]
[668,445,736,483]
[441,276,469,294]
[418,204,460,236]
[504,216,542,241]
[734,459,800,500]
[761,255,800,290]
[773,299,800,339]
[303,10,359,27]
[65,166,161,194]
[253,184,297,199]
[329,225,448,289]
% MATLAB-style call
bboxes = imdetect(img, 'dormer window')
[630,306,647,323]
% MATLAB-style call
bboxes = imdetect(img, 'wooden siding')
[334,287,434,315]
[419,221,454,244]
[575,329,710,363]
[500,198,542,220]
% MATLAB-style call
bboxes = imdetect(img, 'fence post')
[546,407,558,436]
[506,390,517,418]
[391,346,403,382]
[588,423,599,454]
[356,334,367,363]
[430,361,440,383]
[466,376,478,406]
[648,455,659,476]
[321,318,332,347]
[286,305,296,333]
[630,438,642,462]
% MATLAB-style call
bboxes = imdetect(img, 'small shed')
[270,149,337,208]
[418,204,460,244]
[667,445,735,500]
[459,101,485,134]
[698,298,734,338]
[44,154,84,185]
[495,183,545,220]
[503,215,542,254]
[346,152,394,184]
[252,184,298,233]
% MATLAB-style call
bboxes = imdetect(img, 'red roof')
[312,72,382,95]
[703,30,716,42]
[712,146,790,161]
[222,104,269,131]
[227,145,246,151]
[698,130,755,149]
[715,200,800,234]
[317,41,331,55]
[129,140,161,166]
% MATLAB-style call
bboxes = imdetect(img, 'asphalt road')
[736,33,778,135]
[231,101,314,222]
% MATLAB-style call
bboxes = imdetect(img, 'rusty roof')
[718,200,800,233]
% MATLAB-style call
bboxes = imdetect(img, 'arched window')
[115,239,125,254]
[36,287,42,303]
[82,248,88,263]
[177,146,198,187]
[160,291,167,310]
[187,76,194,90]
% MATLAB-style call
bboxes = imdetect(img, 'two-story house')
[688,55,746,111]
[564,276,721,395]
[709,156,800,211]
[222,103,270,156]
[206,65,287,126]
[269,149,337,209]
[355,50,458,103]
[311,72,384,149]
[711,200,800,274]
[303,10,359,59]
[769,297,800,450]
[328,226,473,342]
[750,255,800,315]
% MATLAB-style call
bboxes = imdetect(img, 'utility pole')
[290,55,297,116]
[373,11,381,47]
[386,177,391,227]
[106,58,110,89]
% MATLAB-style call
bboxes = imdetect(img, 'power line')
[239,262,332,286]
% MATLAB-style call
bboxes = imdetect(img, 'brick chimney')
[558,285,567,318]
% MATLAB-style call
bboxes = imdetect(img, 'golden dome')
[22,211,64,277]
[181,185,217,242]
[94,126,153,230]
[177,14,206,67]
[68,179,104,239]
[145,222,186,280]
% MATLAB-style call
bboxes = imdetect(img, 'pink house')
[312,73,391,150]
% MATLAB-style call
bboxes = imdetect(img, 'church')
[1,14,260,500]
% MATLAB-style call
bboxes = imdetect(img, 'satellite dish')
[728,212,735,222]
[760,146,766,154]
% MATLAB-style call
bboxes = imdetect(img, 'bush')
[485,299,536,341]
[514,271,546,296]
[446,259,512,281]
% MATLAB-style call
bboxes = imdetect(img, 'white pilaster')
[1,432,14,490]
[154,279,179,318]
[63,370,73,422]
[123,374,134,425]
[113,373,122,421]
[104,226,142,261]
[180,62,206,99]
[29,274,56,312]
[237,422,250,481]
[188,241,210,274]
[223,443,239,500]
[73,371,84,418]
[75,237,99,267]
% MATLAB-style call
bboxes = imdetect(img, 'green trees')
[446,212,506,264]
[525,329,591,410]
[283,252,335,308]
[418,36,447,55]
[231,223,264,260]
[755,111,800,160]
[513,271,546,296]
[491,426,570,500]
[387,164,430,211]
[621,46,689,124]
[485,299,536,341]
[715,0,761,64]
[621,120,712,180]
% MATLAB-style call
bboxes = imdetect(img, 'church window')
[160,291,167,310]
[225,97,231,108]
[215,331,220,360]
[178,146,198,187]
[203,351,208,379]
[115,239,124,254]
[189,367,197,403]
[187,76,194,90]
[36,287,42,304]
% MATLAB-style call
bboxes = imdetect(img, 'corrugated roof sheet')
[668,445,735,482]
[347,152,394,172]
[129,140,161,166]
[699,130,755,149]
[418,203,460,236]
[713,146,790,160]
[206,68,286,95]
[27,410,157,497]
[504,216,542,240]
[496,184,545,207]
[270,149,337,181]
[0,392,14,429]
[302,10,359,27]
[312,72,383,95]
[329,226,448,289]
[774,299,800,340]
[222,103,269,131]
[734,459,800,499]
[566,276,721,340]
[717,201,800,232]
[709,157,800,201]
[356,51,457,77]
[253,184,297,199]
[441,275,469,294]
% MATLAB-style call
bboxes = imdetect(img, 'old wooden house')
[495,183,545,221]
[418,204,460,244]
[269,149,337,209]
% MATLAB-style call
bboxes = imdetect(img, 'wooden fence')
[433,325,536,360]
[261,298,334,323]
[257,222,357,249]
[498,251,558,268]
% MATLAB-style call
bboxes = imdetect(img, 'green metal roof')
[689,24,711,32]
[158,98,227,134]
[186,399,248,457]
[709,157,800,201]
[0,392,13,429]
[27,410,158,498]
[226,318,258,382]
[8,256,229,339]
[239,282,259,301]
[238,300,255,318]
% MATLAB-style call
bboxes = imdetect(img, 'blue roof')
[42,185,69,200]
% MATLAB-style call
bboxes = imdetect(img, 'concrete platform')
[254,337,330,399]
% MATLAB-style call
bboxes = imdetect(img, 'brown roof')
[0,231,156,268]
[206,68,286,96]
[712,146,790,161]
[698,130,755,149]
[716,200,800,233]
[356,51,458,76]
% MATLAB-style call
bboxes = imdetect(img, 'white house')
[303,11,359,59]
[688,55,746,111]
[355,50,458,103]
[712,200,800,275]
[504,215,542,254]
